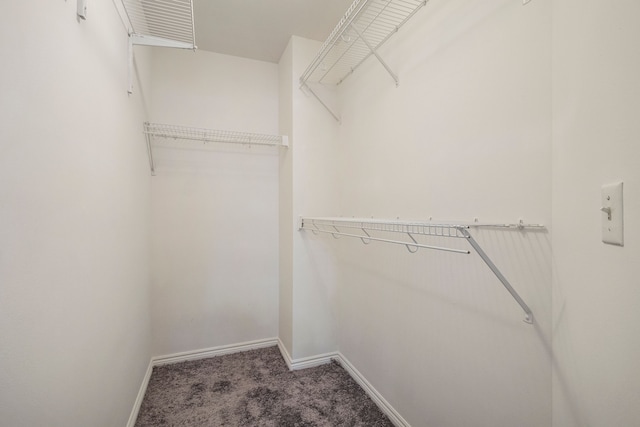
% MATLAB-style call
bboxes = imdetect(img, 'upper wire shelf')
[121,0,196,47]
[300,217,544,324]
[143,122,289,175]
[300,0,427,87]
[115,0,197,93]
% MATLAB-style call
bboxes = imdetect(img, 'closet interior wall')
[552,1,640,426]
[148,49,280,357]
[0,2,153,426]
[278,37,342,360]
[289,0,552,425]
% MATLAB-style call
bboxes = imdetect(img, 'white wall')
[149,49,280,356]
[551,1,640,426]
[279,37,342,360]
[278,39,295,354]
[0,2,152,426]
[298,0,553,425]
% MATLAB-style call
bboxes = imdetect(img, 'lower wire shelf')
[299,217,544,324]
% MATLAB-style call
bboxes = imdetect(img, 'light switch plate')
[601,182,624,246]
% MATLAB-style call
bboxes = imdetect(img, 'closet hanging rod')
[299,217,539,324]
[308,227,471,255]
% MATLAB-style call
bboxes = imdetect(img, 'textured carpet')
[135,346,393,426]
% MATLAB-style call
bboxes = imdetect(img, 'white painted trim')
[334,353,411,427]
[126,360,153,427]
[276,338,336,370]
[127,338,279,426]
[152,337,279,366]
[127,339,409,427]
[276,338,294,370]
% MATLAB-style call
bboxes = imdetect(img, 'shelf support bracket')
[301,82,341,123]
[457,227,533,324]
[349,24,399,87]
[144,130,156,176]
[128,34,196,94]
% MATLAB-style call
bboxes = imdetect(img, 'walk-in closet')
[1,0,638,426]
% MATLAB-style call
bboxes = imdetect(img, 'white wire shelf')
[300,0,427,87]
[121,0,196,46]
[115,0,197,93]
[142,122,288,175]
[300,217,544,324]
[299,0,427,121]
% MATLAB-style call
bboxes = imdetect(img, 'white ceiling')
[192,0,354,63]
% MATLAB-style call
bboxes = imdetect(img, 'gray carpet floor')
[135,345,394,426]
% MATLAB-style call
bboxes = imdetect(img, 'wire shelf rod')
[305,220,467,238]
[300,0,427,86]
[125,12,192,30]
[144,122,288,146]
[300,0,369,82]
[142,122,288,175]
[300,216,541,324]
[302,217,544,232]
[307,227,471,255]
[120,0,196,93]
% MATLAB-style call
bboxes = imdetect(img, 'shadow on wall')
[303,226,551,329]
[301,224,553,426]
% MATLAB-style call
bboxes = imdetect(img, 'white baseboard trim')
[276,340,409,426]
[126,360,153,427]
[152,337,279,366]
[276,338,336,370]
[334,353,411,427]
[127,337,279,427]
[128,338,409,427]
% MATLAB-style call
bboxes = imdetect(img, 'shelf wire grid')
[121,0,195,46]
[303,217,468,239]
[300,0,427,86]
[300,217,541,324]
[144,122,287,147]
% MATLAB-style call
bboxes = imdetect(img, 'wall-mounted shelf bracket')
[348,23,399,87]
[457,227,533,324]
[300,217,541,324]
[301,83,341,123]
[116,0,197,94]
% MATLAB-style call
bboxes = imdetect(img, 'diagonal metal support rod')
[144,130,155,176]
[457,227,533,324]
[349,24,399,87]
[299,217,535,324]
[301,83,341,123]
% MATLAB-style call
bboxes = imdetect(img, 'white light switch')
[77,0,88,20]
[601,182,624,246]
